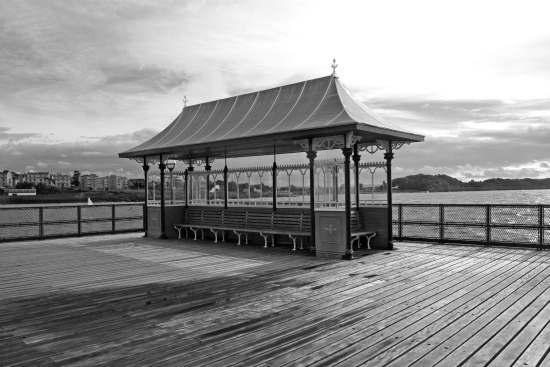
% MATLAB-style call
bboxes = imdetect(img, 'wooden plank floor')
[2,234,550,366]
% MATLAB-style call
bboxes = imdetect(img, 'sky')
[1,0,549,181]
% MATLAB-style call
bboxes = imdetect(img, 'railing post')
[112,204,116,234]
[439,204,445,244]
[539,205,544,250]
[39,207,44,240]
[398,204,403,238]
[77,206,82,237]
[486,205,491,247]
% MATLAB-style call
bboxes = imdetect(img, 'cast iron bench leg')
[366,233,376,250]
[174,226,183,239]
[210,229,219,243]
[289,234,297,251]
[351,235,361,249]
[260,233,269,248]
[233,230,242,245]
[190,227,198,240]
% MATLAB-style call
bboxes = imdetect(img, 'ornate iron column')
[187,162,193,205]
[342,146,353,260]
[307,139,317,252]
[142,156,149,237]
[223,159,228,210]
[384,144,394,250]
[184,168,189,208]
[205,157,211,205]
[272,145,277,211]
[353,145,361,209]
[158,155,167,239]
[272,161,277,211]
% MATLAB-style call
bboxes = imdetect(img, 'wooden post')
[384,144,394,250]
[307,140,317,252]
[142,158,149,236]
[342,147,353,259]
[158,155,167,239]
[352,144,361,209]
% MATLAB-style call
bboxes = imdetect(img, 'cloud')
[1,0,549,183]
[0,128,158,176]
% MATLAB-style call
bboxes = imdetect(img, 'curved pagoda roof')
[119,75,424,160]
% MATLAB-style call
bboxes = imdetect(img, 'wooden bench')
[174,208,310,250]
[350,210,376,250]
[174,208,375,251]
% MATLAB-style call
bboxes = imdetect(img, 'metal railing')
[0,203,144,242]
[146,198,388,207]
[393,204,550,249]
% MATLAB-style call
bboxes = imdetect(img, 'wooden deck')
[2,234,550,366]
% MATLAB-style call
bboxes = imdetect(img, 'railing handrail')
[0,203,144,242]
[393,203,549,249]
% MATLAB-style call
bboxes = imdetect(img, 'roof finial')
[182,95,188,110]
[331,58,338,77]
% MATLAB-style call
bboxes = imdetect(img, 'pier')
[3,233,550,366]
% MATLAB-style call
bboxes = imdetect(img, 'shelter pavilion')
[119,64,424,258]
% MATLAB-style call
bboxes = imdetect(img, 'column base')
[342,249,354,260]
[386,241,394,250]
[158,234,168,240]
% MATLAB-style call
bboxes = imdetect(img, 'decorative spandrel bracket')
[129,157,145,164]
[358,140,410,153]
[293,133,361,151]
[181,158,217,167]
[147,156,161,165]
[293,140,310,150]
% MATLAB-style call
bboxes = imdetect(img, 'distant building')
[79,174,128,190]
[80,174,101,190]
[24,172,51,186]
[52,173,71,188]
[108,175,128,190]
[0,170,13,187]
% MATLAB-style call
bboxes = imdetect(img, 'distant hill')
[392,174,550,192]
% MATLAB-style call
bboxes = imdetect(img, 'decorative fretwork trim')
[129,157,145,164]
[293,140,310,149]
[358,140,410,153]
[313,136,344,150]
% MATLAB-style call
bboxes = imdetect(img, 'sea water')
[390,189,550,205]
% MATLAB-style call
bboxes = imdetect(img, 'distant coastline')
[392,174,550,193]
